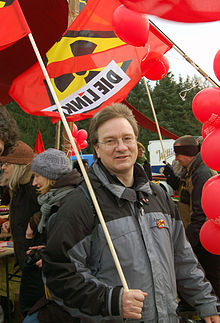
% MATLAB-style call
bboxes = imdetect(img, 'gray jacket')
[42,160,218,322]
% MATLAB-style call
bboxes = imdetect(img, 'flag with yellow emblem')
[10,0,172,122]
[0,0,30,50]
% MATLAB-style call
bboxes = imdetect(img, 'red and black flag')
[0,0,30,50]
[10,0,172,122]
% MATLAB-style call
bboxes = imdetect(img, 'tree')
[126,72,209,155]
[5,101,56,149]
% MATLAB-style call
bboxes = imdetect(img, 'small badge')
[157,219,165,229]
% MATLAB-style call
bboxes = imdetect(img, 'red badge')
[157,219,165,229]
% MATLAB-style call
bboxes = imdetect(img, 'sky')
[149,17,220,85]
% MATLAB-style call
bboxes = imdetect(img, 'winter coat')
[8,170,40,268]
[20,169,81,315]
[41,160,218,323]
[167,153,220,298]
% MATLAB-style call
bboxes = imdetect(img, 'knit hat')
[174,135,199,156]
[32,148,72,180]
[0,140,33,165]
[175,135,198,146]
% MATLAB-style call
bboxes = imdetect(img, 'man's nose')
[116,139,128,150]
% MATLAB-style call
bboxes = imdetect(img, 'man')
[163,135,220,301]
[42,104,219,322]
[136,141,152,180]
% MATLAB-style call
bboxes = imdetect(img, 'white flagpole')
[27,32,129,291]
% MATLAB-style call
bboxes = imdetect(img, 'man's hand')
[203,315,220,323]
[122,289,147,319]
[163,163,175,177]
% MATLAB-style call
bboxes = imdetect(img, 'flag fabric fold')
[10,0,172,122]
[123,0,220,23]
[34,130,45,154]
[123,100,178,140]
[0,0,30,50]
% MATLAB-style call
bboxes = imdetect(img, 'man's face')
[94,117,138,178]
[174,144,193,167]
[0,139,4,156]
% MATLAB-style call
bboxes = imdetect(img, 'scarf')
[37,186,74,233]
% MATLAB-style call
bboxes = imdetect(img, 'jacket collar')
[91,159,152,203]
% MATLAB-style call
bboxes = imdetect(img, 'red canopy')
[123,100,178,140]
[0,0,68,105]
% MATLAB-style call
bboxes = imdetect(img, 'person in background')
[0,107,19,322]
[22,148,81,320]
[0,141,43,318]
[0,107,19,156]
[0,141,39,268]
[72,159,89,176]
[34,104,219,322]
[163,135,220,307]
[136,141,152,180]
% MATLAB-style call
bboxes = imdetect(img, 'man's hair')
[137,141,145,151]
[89,103,138,158]
[0,107,19,155]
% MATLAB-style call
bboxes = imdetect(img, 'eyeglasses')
[98,136,136,149]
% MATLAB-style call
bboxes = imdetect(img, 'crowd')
[0,104,219,323]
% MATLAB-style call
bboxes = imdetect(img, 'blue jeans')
[23,311,39,323]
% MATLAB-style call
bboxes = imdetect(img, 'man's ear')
[94,144,100,158]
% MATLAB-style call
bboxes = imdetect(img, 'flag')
[123,101,178,140]
[10,0,172,122]
[34,130,45,154]
[124,0,220,23]
[0,0,30,50]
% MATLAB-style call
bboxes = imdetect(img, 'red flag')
[123,100,178,140]
[34,130,45,154]
[122,0,220,23]
[0,0,30,50]
[9,0,172,122]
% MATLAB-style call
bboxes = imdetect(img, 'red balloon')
[76,129,88,145]
[202,174,220,196]
[202,122,216,139]
[201,128,220,171]
[72,123,78,138]
[80,140,88,150]
[201,175,220,225]
[71,138,80,156]
[192,87,220,123]
[112,5,149,47]
[200,220,220,255]
[213,49,220,81]
[141,55,169,80]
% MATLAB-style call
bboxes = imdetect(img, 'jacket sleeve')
[168,197,218,318]
[41,189,122,318]
[185,168,212,248]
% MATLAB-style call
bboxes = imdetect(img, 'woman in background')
[0,141,43,317]
[23,148,81,322]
